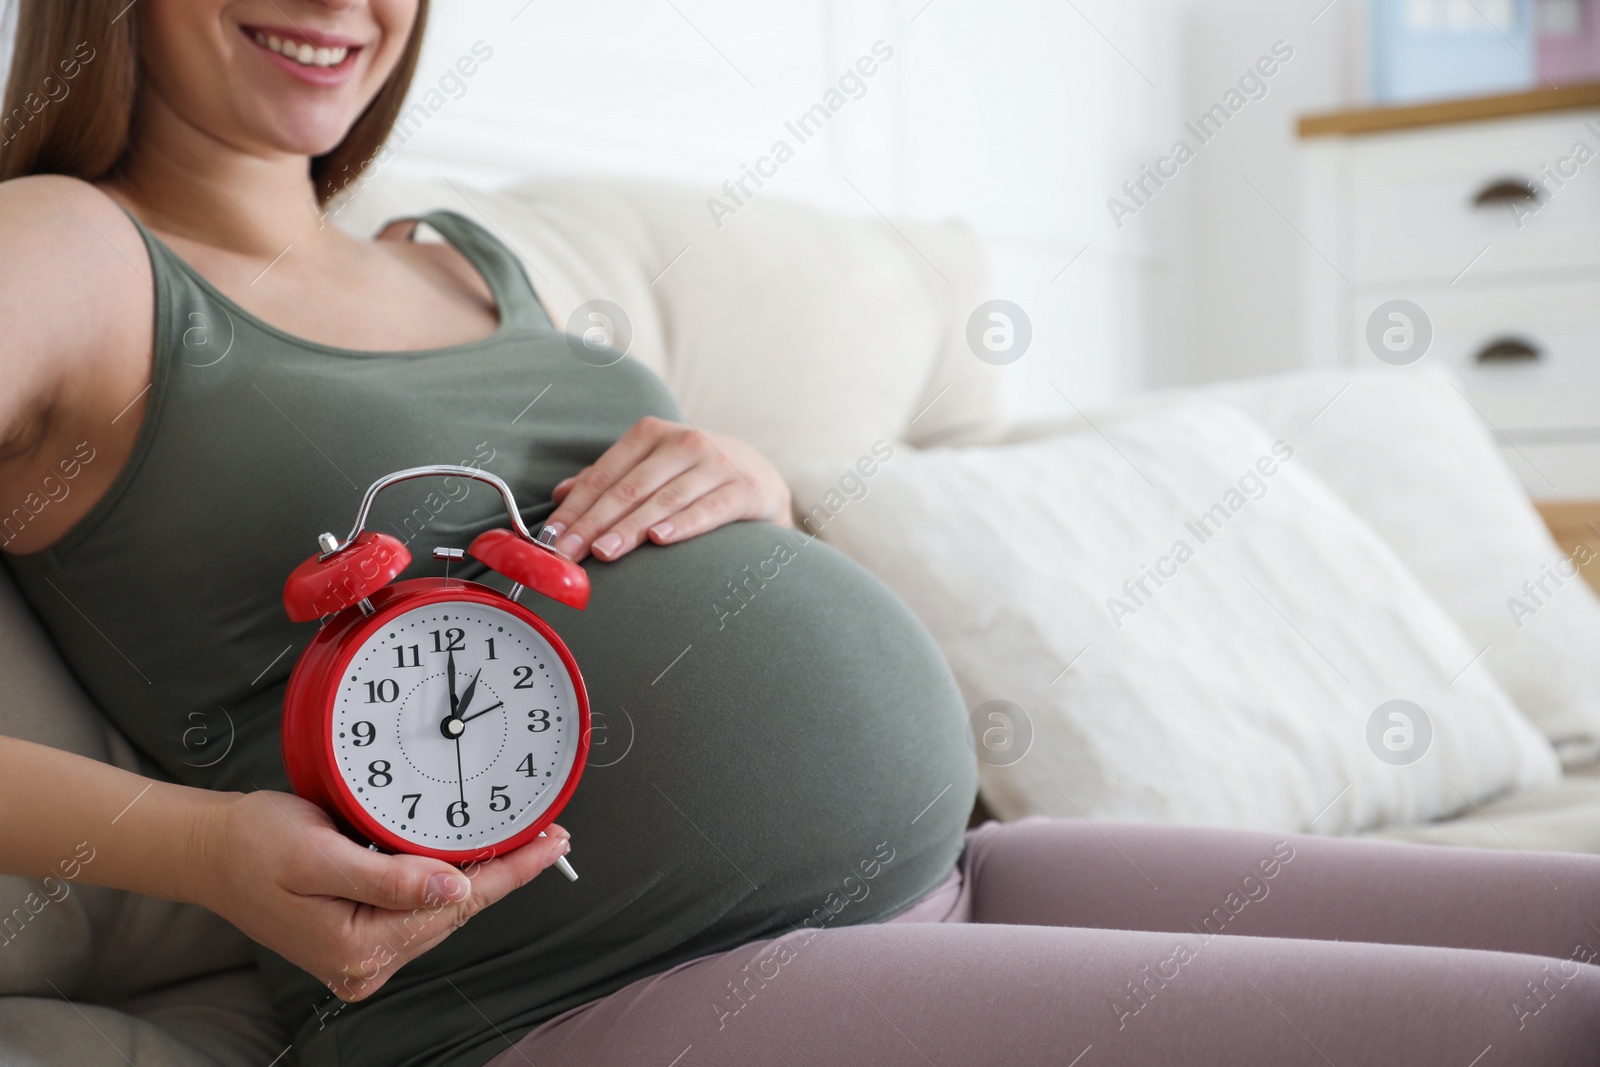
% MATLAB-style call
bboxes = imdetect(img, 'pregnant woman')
[1,2,1597,1065]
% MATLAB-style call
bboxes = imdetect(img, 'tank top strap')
[404,208,555,334]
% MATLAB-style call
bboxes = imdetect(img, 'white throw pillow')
[1198,368,1600,764]
[808,405,1560,833]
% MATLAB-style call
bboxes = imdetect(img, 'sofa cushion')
[0,967,285,1067]
[1363,761,1600,854]
[809,404,1561,833]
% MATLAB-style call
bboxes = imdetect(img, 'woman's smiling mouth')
[240,24,363,80]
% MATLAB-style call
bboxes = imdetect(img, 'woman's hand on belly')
[196,791,571,1002]
[546,416,794,563]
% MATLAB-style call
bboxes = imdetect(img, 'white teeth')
[251,30,350,67]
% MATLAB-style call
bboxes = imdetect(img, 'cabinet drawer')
[1349,111,1600,283]
[1350,275,1600,433]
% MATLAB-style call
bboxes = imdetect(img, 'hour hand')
[447,651,460,716]
[456,668,483,719]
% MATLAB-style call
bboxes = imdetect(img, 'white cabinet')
[1301,103,1600,498]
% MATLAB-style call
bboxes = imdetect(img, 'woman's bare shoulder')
[0,175,147,281]
[0,176,150,455]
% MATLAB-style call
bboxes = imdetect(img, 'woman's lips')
[240,24,364,87]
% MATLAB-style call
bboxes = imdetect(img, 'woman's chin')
[245,107,369,163]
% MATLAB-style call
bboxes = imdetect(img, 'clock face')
[329,599,582,851]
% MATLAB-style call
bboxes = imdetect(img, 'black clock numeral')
[393,644,420,668]
[485,637,498,661]
[527,709,550,733]
[367,760,393,787]
[365,679,399,704]
[512,666,535,689]
[489,785,510,812]
[446,800,470,828]
[352,721,376,747]
[430,628,466,653]
[402,793,421,819]
[516,754,535,777]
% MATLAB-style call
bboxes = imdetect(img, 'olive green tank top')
[2,206,976,1067]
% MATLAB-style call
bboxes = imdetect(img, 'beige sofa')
[4,173,1599,1066]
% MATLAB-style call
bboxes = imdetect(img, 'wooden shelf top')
[1299,82,1600,138]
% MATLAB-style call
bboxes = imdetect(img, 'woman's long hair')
[0,0,429,202]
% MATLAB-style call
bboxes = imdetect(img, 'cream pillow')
[808,405,1560,832]
[1202,368,1600,764]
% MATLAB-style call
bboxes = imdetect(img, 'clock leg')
[539,830,578,881]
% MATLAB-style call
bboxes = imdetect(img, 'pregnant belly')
[378,522,973,1010]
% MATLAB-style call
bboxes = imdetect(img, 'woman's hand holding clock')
[545,416,794,563]
[197,790,571,1003]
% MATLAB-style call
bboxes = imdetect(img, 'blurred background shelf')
[1300,81,1600,137]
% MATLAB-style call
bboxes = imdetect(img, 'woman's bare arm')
[0,735,226,898]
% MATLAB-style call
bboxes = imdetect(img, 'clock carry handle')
[338,464,589,609]
[282,465,590,622]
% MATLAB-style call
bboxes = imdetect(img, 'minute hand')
[458,700,505,725]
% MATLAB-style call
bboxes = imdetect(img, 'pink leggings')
[490,818,1600,1066]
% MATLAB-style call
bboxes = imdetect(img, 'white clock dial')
[331,600,580,851]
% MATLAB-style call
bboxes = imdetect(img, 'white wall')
[1135,0,1361,389]
[388,0,1175,421]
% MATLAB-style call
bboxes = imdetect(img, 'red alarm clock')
[281,465,588,877]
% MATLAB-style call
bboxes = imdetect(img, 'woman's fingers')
[586,464,732,560]
[299,830,473,911]
[543,417,668,538]
[545,418,796,563]
[458,826,572,901]
[549,425,714,562]
[314,822,571,912]
[648,483,749,544]
[351,828,572,939]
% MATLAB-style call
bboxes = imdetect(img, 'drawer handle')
[1472,179,1541,207]
[1475,337,1542,363]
